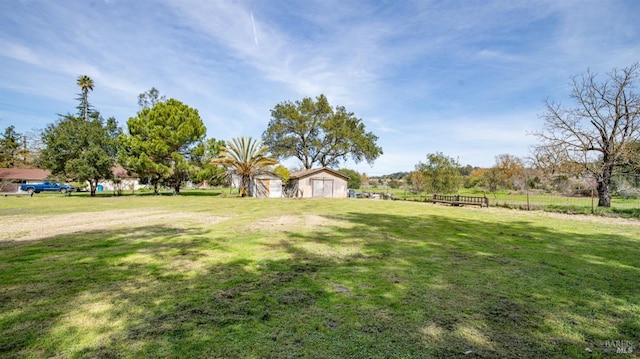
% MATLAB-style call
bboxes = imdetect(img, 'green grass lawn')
[383,187,640,217]
[1,196,638,358]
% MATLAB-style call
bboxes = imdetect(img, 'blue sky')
[1,0,639,175]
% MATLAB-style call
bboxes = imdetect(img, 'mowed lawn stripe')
[0,196,638,358]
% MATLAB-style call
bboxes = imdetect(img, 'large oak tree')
[533,63,640,207]
[262,94,382,169]
[41,115,120,196]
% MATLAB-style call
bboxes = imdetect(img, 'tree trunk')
[241,175,251,197]
[89,179,97,197]
[173,182,181,195]
[596,166,613,207]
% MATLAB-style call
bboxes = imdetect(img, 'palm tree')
[76,75,94,121]
[211,137,278,197]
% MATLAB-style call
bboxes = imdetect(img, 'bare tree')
[493,153,525,190]
[138,87,166,109]
[533,63,640,207]
[530,145,571,177]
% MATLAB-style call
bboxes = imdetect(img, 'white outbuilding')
[251,173,283,198]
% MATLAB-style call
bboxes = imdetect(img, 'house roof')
[253,172,282,180]
[290,167,350,180]
[0,166,137,181]
[112,165,138,178]
[0,168,51,180]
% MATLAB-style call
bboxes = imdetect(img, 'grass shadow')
[0,206,638,358]
[262,211,639,358]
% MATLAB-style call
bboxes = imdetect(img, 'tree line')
[2,63,639,206]
[394,63,640,206]
[349,63,640,207]
[1,78,383,197]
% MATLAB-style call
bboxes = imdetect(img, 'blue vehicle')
[20,181,75,195]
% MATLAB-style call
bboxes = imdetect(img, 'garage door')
[312,179,333,197]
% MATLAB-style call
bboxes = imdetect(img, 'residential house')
[0,168,51,192]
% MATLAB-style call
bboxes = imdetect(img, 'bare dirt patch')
[250,214,332,232]
[0,209,228,243]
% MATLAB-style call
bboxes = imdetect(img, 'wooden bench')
[431,194,489,207]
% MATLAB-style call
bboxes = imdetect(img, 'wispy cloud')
[250,12,259,46]
[1,0,639,173]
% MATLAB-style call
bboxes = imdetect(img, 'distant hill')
[370,172,409,180]
[370,165,478,179]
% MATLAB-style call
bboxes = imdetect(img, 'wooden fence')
[431,194,489,207]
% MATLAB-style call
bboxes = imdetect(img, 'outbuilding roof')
[289,167,350,180]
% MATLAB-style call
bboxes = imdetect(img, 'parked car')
[20,181,75,195]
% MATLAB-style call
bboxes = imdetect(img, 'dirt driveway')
[0,209,228,244]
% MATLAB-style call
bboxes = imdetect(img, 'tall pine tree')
[119,99,206,194]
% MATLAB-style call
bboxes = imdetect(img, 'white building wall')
[95,178,144,192]
[251,175,283,198]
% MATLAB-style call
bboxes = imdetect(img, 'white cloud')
[1,0,639,174]
[0,40,40,65]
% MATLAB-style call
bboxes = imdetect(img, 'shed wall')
[252,177,283,198]
[294,172,348,198]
